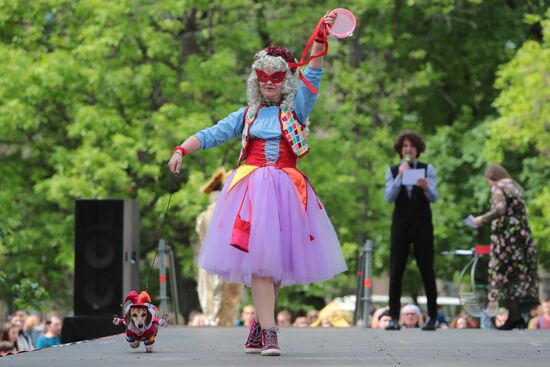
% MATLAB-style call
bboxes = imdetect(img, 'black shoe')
[385,319,401,330]
[421,317,437,331]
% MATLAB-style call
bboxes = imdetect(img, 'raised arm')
[293,12,337,122]
[309,12,336,69]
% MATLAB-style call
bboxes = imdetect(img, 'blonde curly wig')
[246,46,299,116]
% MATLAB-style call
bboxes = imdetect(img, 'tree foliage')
[0,0,548,315]
[484,8,550,269]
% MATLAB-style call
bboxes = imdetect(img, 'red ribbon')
[288,17,329,95]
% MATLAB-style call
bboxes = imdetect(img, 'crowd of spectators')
[185,298,550,330]
[368,297,550,330]
[0,311,62,356]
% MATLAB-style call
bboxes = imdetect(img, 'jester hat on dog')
[122,290,157,317]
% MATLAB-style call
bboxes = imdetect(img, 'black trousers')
[388,221,438,320]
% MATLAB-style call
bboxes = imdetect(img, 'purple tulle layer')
[197,166,347,287]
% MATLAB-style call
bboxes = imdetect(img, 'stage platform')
[1,327,549,366]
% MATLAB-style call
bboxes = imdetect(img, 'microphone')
[404,154,412,165]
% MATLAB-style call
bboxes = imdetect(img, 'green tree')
[484,9,550,269]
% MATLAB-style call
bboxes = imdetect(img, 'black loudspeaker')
[73,199,140,316]
[61,315,126,344]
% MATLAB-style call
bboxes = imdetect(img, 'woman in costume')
[168,11,347,356]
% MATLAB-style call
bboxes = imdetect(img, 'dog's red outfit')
[114,316,161,346]
[114,290,165,347]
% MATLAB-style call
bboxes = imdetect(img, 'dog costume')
[113,290,166,350]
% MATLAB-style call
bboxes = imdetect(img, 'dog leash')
[144,174,178,292]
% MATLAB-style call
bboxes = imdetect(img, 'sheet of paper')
[402,169,425,185]
[463,214,478,229]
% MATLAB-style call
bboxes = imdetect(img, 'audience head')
[292,316,309,328]
[306,309,319,325]
[45,315,62,337]
[24,315,41,332]
[1,323,19,344]
[370,306,389,329]
[10,311,27,329]
[400,304,421,328]
[494,308,509,328]
[0,323,17,354]
[241,305,256,327]
[378,309,392,330]
[187,310,206,326]
[193,313,206,326]
[277,310,292,327]
[456,316,468,329]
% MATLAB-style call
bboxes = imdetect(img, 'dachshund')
[113,290,167,353]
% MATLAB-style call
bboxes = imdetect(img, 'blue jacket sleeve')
[194,107,246,149]
[294,66,324,123]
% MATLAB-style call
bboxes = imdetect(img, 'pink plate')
[327,8,356,38]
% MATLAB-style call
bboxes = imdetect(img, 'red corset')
[244,139,297,168]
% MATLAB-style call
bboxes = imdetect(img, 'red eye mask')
[255,70,286,84]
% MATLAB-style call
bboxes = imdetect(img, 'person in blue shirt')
[384,130,439,331]
[35,315,61,349]
[168,11,347,357]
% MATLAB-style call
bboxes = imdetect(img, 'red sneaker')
[261,327,280,356]
[244,319,262,354]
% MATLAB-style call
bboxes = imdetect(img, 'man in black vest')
[384,130,439,331]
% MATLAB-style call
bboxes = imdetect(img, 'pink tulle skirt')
[197,166,347,287]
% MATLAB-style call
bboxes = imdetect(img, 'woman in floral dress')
[473,164,539,329]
